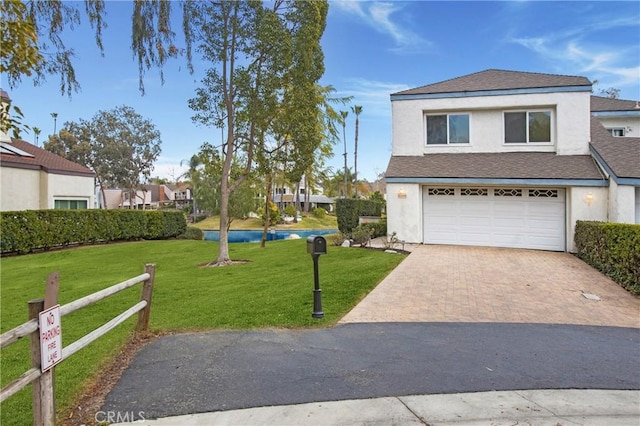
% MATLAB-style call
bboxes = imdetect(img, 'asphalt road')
[102,323,640,420]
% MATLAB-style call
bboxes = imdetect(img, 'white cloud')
[508,14,640,95]
[332,1,431,53]
[337,78,411,118]
[150,157,188,182]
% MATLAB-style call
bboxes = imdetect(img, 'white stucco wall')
[44,173,95,209]
[0,167,41,211]
[385,183,422,243]
[607,180,637,224]
[391,91,591,156]
[566,186,608,252]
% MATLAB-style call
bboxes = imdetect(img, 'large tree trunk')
[260,172,273,248]
[215,130,234,265]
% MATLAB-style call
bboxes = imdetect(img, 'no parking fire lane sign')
[39,304,63,372]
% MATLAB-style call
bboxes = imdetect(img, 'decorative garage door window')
[428,188,455,196]
[461,188,488,196]
[426,187,560,198]
[494,188,522,197]
[529,189,558,198]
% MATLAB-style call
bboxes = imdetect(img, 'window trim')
[54,198,89,210]
[503,109,553,145]
[425,112,471,146]
[607,127,626,137]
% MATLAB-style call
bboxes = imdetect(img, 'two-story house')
[385,69,639,252]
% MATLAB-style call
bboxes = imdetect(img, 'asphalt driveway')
[340,245,640,327]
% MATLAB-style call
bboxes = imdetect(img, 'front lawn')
[0,239,404,425]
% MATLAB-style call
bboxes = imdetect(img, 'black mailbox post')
[306,235,327,318]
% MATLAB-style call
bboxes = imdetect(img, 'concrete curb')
[113,389,640,425]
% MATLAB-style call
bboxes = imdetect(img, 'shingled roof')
[393,69,592,96]
[590,118,640,179]
[385,152,602,181]
[0,139,95,177]
[590,96,640,112]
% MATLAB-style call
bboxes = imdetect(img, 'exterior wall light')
[584,192,594,206]
[397,187,407,199]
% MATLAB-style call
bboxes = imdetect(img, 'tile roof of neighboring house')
[393,69,592,96]
[385,152,603,181]
[0,138,95,177]
[590,96,640,112]
[590,118,640,179]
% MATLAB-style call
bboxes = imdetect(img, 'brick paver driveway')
[340,245,640,327]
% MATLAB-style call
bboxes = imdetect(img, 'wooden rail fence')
[0,264,156,426]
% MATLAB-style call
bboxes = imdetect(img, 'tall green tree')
[351,105,362,198]
[187,0,329,265]
[45,106,162,208]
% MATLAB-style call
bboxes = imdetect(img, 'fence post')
[41,272,59,426]
[29,299,45,426]
[136,264,156,331]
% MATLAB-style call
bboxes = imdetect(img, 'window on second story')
[426,113,470,145]
[504,110,552,144]
[608,128,626,137]
[300,188,306,195]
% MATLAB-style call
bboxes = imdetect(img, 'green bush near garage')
[0,210,186,254]
[336,198,383,234]
[574,220,640,295]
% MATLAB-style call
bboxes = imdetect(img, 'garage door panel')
[423,187,565,251]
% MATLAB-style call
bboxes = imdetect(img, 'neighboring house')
[272,179,335,212]
[1,138,96,211]
[0,89,96,211]
[99,183,193,210]
[385,69,639,252]
[590,96,640,137]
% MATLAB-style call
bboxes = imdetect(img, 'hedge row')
[336,199,383,234]
[0,210,187,254]
[574,220,640,295]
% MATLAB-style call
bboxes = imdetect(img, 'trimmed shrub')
[284,204,296,217]
[311,207,326,219]
[351,225,373,247]
[336,199,383,234]
[0,210,186,254]
[574,220,640,295]
[178,226,204,241]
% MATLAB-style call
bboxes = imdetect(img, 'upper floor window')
[54,199,88,210]
[504,110,551,143]
[608,128,625,137]
[426,113,470,145]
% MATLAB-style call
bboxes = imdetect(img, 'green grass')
[0,239,405,425]
[193,213,338,230]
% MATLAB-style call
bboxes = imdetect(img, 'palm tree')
[351,105,362,198]
[33,127,41,146]
[340,110,349,197]
[51,112,58,135]
[180,154,202,223]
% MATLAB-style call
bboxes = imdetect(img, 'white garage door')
[423,187,565,251]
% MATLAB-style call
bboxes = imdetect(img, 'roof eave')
[385,177,608,187]
[391,85,592,101]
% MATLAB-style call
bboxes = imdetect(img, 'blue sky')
[4,1,639,183]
